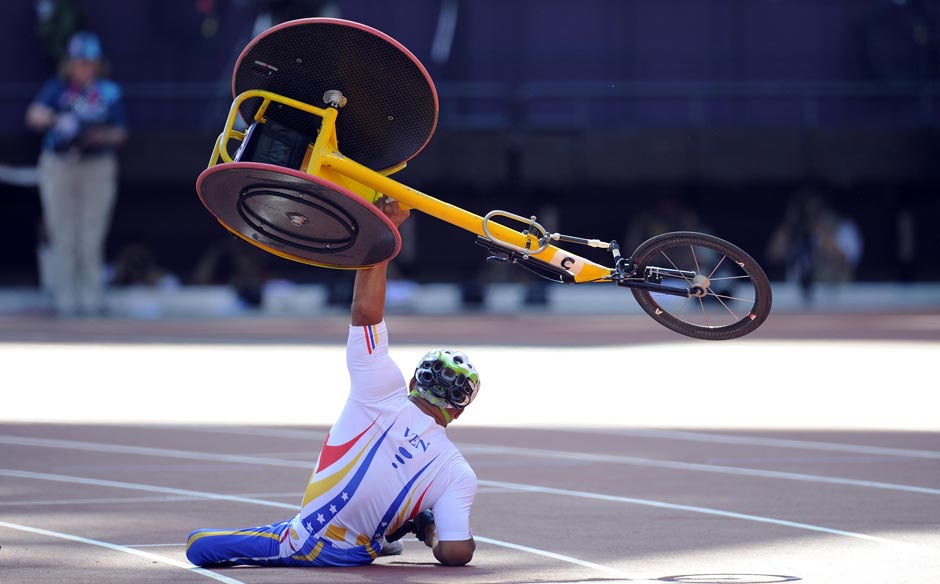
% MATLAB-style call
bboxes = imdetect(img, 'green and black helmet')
[411,349,480,409]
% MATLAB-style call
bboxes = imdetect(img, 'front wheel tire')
[629,231,772,340]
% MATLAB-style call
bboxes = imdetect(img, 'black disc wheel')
[629,231,772,340]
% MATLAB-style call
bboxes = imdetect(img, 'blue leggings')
[186,520,379,568]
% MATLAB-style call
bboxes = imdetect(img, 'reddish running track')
[1,311,938,583]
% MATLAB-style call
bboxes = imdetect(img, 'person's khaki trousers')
[38,151,118,316]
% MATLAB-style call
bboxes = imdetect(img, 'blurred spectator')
[767,186,863,304]
[894,194,917,282]
[25,31,127,316]
[108,244,178,289]
[191,237,271,308]
[624,192,708,251]
[818,204,863,284]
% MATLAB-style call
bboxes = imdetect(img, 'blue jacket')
[33,77,127,156]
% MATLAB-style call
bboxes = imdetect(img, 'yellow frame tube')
[322,151,612,282]
[211,90,334,165]
[209,90,613,281]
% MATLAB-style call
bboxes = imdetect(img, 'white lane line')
[0,520,245,584]
[570,428,940,460]
[0,492,300,508]
[460,444,940,496]
[177,424,940,460]
[0,469,292,510]
[1,495,205,507]
[174,426,328,441]
[473,535,641,582]
[0,435,306,468]
[4,434,937,497]
[2,467,932,553]
[0,469,636,580]
[478,479,938,553]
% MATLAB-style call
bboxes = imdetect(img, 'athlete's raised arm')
[350,196,410,326]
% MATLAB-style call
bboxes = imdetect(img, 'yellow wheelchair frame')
[205,88,772,341]
[208,89,612,283]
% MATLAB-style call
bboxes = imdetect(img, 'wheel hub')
[690,274,710,297]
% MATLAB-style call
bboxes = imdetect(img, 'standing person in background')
[766,186,863,305]
[25,31,127,317]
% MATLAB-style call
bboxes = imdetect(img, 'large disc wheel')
[629,231,772,340]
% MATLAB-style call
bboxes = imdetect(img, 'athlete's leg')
[186,519,289,567]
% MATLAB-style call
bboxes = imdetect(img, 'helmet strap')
[409,390,451,425]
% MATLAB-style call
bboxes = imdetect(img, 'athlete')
[186,197,479,567]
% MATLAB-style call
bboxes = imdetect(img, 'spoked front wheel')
[628,231,772,340]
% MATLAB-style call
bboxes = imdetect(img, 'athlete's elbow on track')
[434,538,475,566]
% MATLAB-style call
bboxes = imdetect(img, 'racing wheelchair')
[197,18,772,341]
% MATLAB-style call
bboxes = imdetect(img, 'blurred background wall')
[1,0,938,304]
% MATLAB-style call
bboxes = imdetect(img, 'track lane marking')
[173,424,940,460]
[472,536,640,581]
[477,480,938,553]
[2,467,933,554]
[459,444,940,495]
[3,434,937,496]
[0,492,299,508]
[0,520,245,584]
[0,435,306,468]
[0,469,292,509]
[0,469,642,580]
[567,428,940,459]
